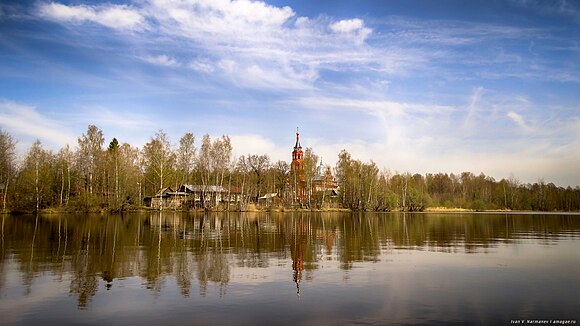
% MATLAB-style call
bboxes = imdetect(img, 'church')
[288,128,339,207]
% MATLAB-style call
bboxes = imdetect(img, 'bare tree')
[272,160,289,203]
[212,135,232,189]
[143,130,175,210]
[0,129,16,211]
[176,133,196,186]
[57,144,74,207]
[118,143,142,207]
[236,155,249,210]
[197,134,212,208]
[77,125,105,195]
[246,154,270,200]
[20,140,54,212]
[303,148,319,207]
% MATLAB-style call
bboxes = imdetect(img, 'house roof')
[180,184,231,193]
[154,187,174,197]
[258,193,278,200]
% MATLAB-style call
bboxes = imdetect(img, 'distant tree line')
[335,149,580,211]
[0,126,579,212]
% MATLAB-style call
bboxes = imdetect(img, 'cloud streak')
[37,2,145,30]
[0,100,76,152]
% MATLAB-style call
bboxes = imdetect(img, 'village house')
[145,185,242,210]
[178,184,242,208]
[145,129,338,210]
[258,192,281,208]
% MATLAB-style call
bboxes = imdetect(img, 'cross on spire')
[295,127,301,149]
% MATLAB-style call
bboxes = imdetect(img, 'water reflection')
[0,212,578,310]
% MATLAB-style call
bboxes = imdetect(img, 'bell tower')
[291,127,304,170]
[290,128,306,200]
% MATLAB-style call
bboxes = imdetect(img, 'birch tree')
[197,134,212,208]
[303,148,319,208]
[57,144,74,207]
[118,143,142,207]
[212,135,232,189]
[77,125,105,195]
[176,133,196,187]
[19,140,54,211]
[0,129,16,211]
[143,130,175,209]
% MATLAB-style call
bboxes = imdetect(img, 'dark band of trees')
[1,126,579,213]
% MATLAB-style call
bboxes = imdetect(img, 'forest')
[1,125,579,212]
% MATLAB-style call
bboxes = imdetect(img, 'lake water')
[0,212,578,325]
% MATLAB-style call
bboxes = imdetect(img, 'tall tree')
[335,150,352,207]
[57,144,74,207]
[246,154,270,199]
[212,135,232,189]
[176,133,196,187]
[197,134,213,208]
[235,155,250,209]
[118,142,142,207]
[108,138,120,208]
[0,129,16,211]
[19,140,54,211]
[303,148,319,207]
[77,125,105,195]
[143,130,175,209]
[272,160,289,202]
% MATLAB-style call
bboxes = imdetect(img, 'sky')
[0,0,579,186]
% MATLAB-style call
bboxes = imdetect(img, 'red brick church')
[288,128,338,206]
[290,128,307,202]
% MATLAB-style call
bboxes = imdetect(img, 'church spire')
[295,127,301,149]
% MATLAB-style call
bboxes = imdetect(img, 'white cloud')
[188,59,214,73]
[140,54,180,67]
[329,18,372,42]
[507,111,529,130]
[34,1,403,91]
[330,18,364,33]
[0,100,76,154]
[37,2,145,30]
[148,0,295,44]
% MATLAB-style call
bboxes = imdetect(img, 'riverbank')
[3,206,577,215]
[423,207,513,213]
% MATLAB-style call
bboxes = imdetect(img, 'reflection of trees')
[1,212,579,307]
[194,215,230,297]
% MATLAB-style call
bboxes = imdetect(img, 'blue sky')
[1,0,579,186]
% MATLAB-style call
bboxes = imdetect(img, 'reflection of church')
[290,219,307,297]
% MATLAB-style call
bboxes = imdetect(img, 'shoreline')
[3,207,579,215]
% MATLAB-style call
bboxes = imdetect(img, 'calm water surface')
[1,212,579,325]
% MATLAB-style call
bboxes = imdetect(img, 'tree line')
[1,126,579,212]
[335,149,580,211]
